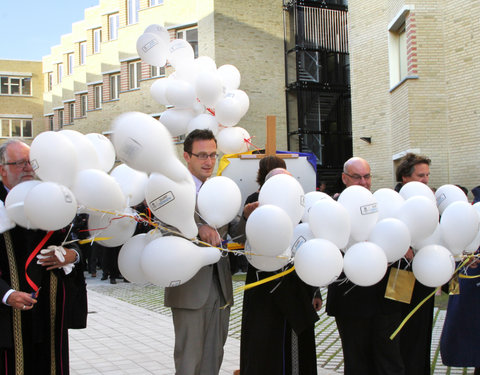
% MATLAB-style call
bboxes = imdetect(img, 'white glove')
[0,200,15,233]
[37,245,75,275]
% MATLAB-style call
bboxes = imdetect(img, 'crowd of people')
[1,133,479,375]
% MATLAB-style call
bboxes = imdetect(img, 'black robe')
[240,192,319,375]
[0,183,87,375]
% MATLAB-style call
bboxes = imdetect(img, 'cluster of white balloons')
[245,178,475,290]
[137,24,251,155]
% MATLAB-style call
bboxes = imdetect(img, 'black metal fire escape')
[283,0,351,192]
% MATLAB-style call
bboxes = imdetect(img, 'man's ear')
[183,151,190,163]
[341,173,347,186]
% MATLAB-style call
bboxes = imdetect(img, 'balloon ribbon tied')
[235,266,296,293]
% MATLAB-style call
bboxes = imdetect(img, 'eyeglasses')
[189,152,218,161]
[344,172,372,181]
[3,159,31,168]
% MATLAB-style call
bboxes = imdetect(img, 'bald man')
[326,157,405,375]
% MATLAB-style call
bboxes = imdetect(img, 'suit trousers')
[335,313,405,375]
[171,273,230,375]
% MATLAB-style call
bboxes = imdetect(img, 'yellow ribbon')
[235,266,296,293]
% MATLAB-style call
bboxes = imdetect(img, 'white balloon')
[141,236,221,287]
[246,204,293,257]
[435,184,469,215]
[136,32,168,67]
[59,129,100,171]
[150,78,171,106]
[110,164,148,207]
[308,199,351,249]
[228,90,250,117]
[187,113,219,135]
[30,131,78,187]
[373,188,405,221]
[338,185,378,242]
[165,79,196,109]
[343,241,388,287]
[145,172,198,239]
[112,112,186,180]
[465,210,480,253]
[118,233,150,283]
[88,209,137,247]
[413,223,446,250]
[195,71,223,107]
[395,196,438,245]
[194,56,217,73]
[302,191,332,223]
[143,24,170,45]
[399,181,436,203]
[294,238,343,287]
[290,223,315,256]
[85,133,116,173]
[214,96,243,127]
[216,127,250,154]
[5,180,41,229]
[72,169,126,211]
[24,182,77,231]
[369,218,411,263]
[159,108,195,137]
[217,64,241,91]
[412,245,455,287]
[167,39,194,69]
[440,201,480,255]
[259,173,305,226]
[197,176,242,228]
[245,241,291,272]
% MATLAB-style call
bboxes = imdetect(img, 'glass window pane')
[1,77,8,94]
[12,120,21,137]
[1,119,10,137]
[23,120,32,137]
[22,78,31,95]
[10,78,20,94]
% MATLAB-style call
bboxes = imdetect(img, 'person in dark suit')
[0,139,87,375]
[164,130,245,375]
[326,157,405,375]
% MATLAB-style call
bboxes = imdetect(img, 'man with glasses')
[326,157,405,375]
[0,139,87,374]
[164,129,245,375]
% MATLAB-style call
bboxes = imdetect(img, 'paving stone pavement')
[69,273,477,374]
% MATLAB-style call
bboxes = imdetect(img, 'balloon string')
[234,266,295,293]
[389,253,477,340]
[243,136,262,152]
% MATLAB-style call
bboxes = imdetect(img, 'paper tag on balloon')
[360,203,378,215]
[384,267,415,304]
[149,191,175,210]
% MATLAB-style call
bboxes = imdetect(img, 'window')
[93,28,102,54]
[388,5,414,88]
[69,103,75,124]
[47,72,53,91]
[94,85,102,109]
[127,0,140,25]
[110,74,120,99]
[129,61,141,89]
[150,0,163,5]
[151,65,165,78]
[0,118,32,138]
[67,53,74,75]
[109,13,119,40]
[1,76,32,95]
[48,116,54,131]
[57,63,63,84]
[177,28,198,58]
[80,94,87,117]
[79,42,87,65]
[58,109,64,128]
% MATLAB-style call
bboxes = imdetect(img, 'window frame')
[127,0,140,25]
[79,42,87,65]
[0,76,32,96]
[110,73,120,100]
[109,13,119,41]
[57,63,63,84]
[69,102,75,124]
[94,84,103,109]
[0,118,33,138]
[80,94,88,117]
[176,27,198,58]
[93,28,102,54]
[67,53,74,75]
[151,65,166,78]
[128,61,141,89]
